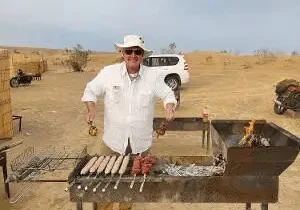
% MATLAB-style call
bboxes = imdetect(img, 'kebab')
[102,155,124,192]
[139,156,156,192]
[93,155,117,192]
[92,156,111,192]
[77,156,98,190]
[130,154,143,189]
[83,155,105,191]
[154,120,168,139]
[114,154,130,190]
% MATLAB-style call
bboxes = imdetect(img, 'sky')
[0,0,300,54]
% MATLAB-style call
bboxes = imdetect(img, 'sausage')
[89,156,104,173]
[111,155,124,175]
[96,156,111,174]
[119,155,130,175]
[104,155,117,175]
[80,156,98,175]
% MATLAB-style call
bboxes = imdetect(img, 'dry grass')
[0,46,299,210]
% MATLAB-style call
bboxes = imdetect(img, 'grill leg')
[202,130,205,148]
[261,203,268,210]
[92,202,98,210]
[1,152,10,198]
[76,201,83,210]
[246,203,251,210]
[206,123,210,151]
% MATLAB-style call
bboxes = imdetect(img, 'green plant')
[66,44,91,72]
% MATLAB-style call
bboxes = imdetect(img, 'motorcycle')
[10,69,33,88]
[273,79,300,115]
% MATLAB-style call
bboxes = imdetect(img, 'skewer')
[64,180,75,192]
[139,174,146,192]
[114,154,131,190]
[130,153,142,189]
[102,155,123,192]
[129,175,136,189]
[93,180,102,193]
[102,176,113,192]
[114,174,122,190]
[92,156,111,192]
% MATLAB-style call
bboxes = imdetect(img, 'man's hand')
[85,101,96,123]
[165,103,176,121]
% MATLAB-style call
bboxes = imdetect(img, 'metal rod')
[130,174,136,189]
[202,130,205,148]
[139,174,146,192]
[76,201,83,210]
[114,174,122,190]
[261,203,268,210]
[92,202,98,210]
[102,176,113,192]
[246,203,251,210]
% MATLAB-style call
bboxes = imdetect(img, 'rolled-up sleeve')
[81,68,107,102]
[153,73,177,109]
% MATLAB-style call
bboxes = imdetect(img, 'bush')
[66,44,91,72]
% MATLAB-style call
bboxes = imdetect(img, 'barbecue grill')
[5,118,300,210]
[66,118,300,210]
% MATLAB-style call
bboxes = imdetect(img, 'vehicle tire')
[10,78,19,88]
[273,98,287,115]
[165,75,180,91]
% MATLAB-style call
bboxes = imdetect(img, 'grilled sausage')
[96,156,111,174]
[89,156,104,173]
[111,155,124,175]
[80,156,98,175]
[119,155,130,175]
[104,155,117,175]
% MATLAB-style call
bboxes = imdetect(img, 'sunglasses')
[124,49,143,56]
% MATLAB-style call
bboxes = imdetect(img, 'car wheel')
[165,75,180,91]
[10,78,19,88]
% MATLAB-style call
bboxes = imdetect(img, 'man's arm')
[81,68,107,122]
[153,74,177,121]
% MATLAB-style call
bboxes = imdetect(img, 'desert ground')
[1,49,300,210]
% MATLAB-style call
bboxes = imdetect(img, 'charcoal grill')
[67,118,300,210]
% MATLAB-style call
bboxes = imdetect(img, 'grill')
[67,118,300,210]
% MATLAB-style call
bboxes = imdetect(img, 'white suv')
[143,54,190,91]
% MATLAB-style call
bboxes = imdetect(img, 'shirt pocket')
[107,86,122,104]
[139,91,152,107]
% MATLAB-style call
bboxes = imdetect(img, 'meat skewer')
[130,153,142,189]
[102,155,124,192]
[93,155,116,192]
[139,156,156,193]
[114,154,130,190]
[92,156,111,193]
[80,156,98,175]
[83,156,105,191]
[77,156,98,189]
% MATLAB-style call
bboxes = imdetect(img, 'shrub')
[66,44,91,72]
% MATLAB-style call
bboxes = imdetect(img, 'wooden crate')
[0,49,13,140]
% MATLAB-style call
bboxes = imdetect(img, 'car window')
[151,57,160,66]
[167,57,179,66]
[143,58,151,66]
[160,57,168,66]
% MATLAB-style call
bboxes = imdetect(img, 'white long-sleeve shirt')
[81,62,177,154]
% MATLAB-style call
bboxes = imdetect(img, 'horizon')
[1,0,300,55]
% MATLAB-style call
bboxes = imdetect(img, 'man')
[81,35,177,210]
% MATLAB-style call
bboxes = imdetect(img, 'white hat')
[114,35,153,57]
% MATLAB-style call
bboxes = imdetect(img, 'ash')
[240,133,271,147]
[250,134,270,147]
[161,155,226,177]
